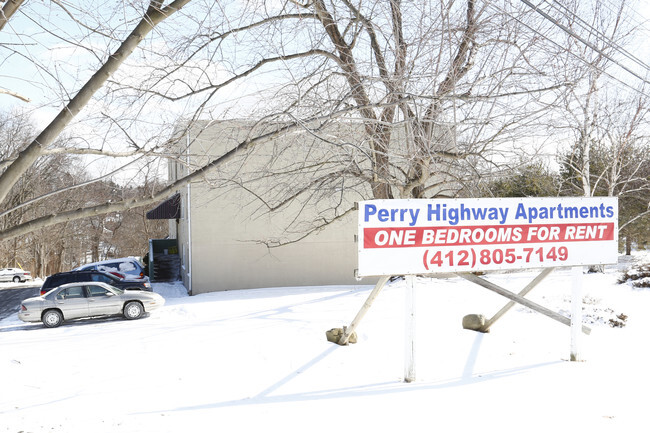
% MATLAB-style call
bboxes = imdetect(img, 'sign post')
[404,275,416,382]
[570,266,584,361]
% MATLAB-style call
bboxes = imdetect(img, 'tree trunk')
[40,244,47,277]
[0,0,25,32]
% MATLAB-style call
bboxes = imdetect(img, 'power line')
[545,0,650,76]
[521,0,650,86]
[482,0,650,100]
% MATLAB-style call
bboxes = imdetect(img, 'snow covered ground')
[1,252,649,433]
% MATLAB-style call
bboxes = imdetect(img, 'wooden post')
[458,273,591,335]
[570,266,583,361]
[404,275,416,383]
[481,267,555,332]
[338,275,390,346]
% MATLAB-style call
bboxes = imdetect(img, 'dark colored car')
[40,270,152,296]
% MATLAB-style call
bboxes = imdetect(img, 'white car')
[0,267,32,283]
[18,282,164,327]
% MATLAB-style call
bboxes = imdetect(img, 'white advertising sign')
[357,197,618,277]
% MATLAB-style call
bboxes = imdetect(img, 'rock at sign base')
[326,327,357,345]
[462,314,487,331]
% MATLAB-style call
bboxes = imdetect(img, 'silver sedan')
[0,267,32,283]
[18,282,165,327]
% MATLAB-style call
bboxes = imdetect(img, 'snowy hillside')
[1,252,649,433]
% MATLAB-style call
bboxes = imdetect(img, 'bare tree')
[544,0,650,257]
[125,0,572,241]
[0,0,644,249]
[0,111,88,274]
[0,0,28,101]
[0,0,191,203]
[0,0,194,241]
[546,0,640,195]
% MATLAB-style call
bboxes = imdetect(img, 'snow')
[1,253,649,432]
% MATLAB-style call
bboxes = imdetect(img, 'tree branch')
[0,0,191,206]
[0,87,30,102]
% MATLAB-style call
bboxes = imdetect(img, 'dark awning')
[146,193,181,219]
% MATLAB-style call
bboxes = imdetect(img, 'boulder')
[326,327,357,345]
[462,314,487,332]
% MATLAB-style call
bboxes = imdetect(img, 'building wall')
[167,118,458,293]
[172,120,367,293]
[176,187,192,292]
[189,181,359,293]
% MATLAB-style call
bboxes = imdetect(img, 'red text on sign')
[363,223,614,249]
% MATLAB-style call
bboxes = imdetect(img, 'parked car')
[40,270,152,296]
[19,282,165,328]
[0,267,32,283]
[73,257,147,280]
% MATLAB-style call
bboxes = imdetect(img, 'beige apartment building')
[148,118,457,294]
[155,120,365,294]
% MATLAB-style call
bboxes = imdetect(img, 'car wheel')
[123,301,143,320]
[13,276,20,283]
[42,310,63,328]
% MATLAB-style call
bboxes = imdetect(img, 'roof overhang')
[146,193,181,219]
